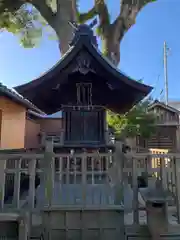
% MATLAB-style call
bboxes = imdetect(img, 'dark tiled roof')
[14,24,152,114]
[0,83,43,114]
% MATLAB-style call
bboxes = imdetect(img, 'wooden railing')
[0,148,180,226]
[40,131,114,146]
[40,131,64,146]
[0,150,117,211]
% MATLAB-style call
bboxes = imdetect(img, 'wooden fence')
[0,149,180,225]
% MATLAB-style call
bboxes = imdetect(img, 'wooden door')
[65,110,104,144]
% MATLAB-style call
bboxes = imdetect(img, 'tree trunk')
[101,27,121,67]
[52,0,77,55]
[31,0,155,63]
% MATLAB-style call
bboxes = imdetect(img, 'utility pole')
[164,41,169,105]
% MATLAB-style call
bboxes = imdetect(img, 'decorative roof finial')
[68,21,78,30]
[69,19,98,47]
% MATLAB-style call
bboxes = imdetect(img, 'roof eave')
[0,91,44,114]
[15,37,152,99]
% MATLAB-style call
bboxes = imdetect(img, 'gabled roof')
[168,101,180,111]
[14,24,153,114]
[0,83,43,113]
[15,37,152,96]
[148,100,179,113]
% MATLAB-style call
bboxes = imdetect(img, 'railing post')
[41,132,46,146]
[132,157,139,224]
[28,158,36,209]
[44,140,54,207]
[13,158,21,209]
[0,159,6,210]
[160,156,167,190]
[82,152,87,206]
[60,130,64,146]
[18,218,28,240]
[18,213,31,240]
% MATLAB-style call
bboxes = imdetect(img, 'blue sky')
[0,0,179,101]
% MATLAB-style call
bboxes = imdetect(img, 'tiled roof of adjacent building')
[148,100,180,113]
[0,83,43,114]
[168,101,180,111]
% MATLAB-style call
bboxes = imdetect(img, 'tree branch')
[112,0,157,42]
[95,0,110,36]
[77,6,97,24]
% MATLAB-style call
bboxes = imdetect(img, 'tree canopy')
[107,98,157,139]
[0,0,157,64]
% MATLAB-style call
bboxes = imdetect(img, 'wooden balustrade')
[0,149,180,226]
[40,130,114,147]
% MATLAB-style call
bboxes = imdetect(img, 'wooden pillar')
[160,156,167,190]
[104,111,109,145]
[66,156,70,184]
[44,140,54,207]
[13,158,21,209]
[132,157,139,224]
[60,130,64,146]
[175,125,180,223]
[174,156,180,223]
[41,132,46,146]
[59,157,63,183]
[28,158,36,209]
[19,220,27,240]
[18,215,29,240]
[0,159,6,210]
[82,153,87,205]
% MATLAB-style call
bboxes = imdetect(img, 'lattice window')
[76,83,92,105]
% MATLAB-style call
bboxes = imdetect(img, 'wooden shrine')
[15,24,151,151]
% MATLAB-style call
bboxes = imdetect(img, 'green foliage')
[0,0,157,49]
[0,3,55,48]
[107,98,157,139]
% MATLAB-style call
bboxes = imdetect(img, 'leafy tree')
[107,98,157,140]
[0,0,157,65]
